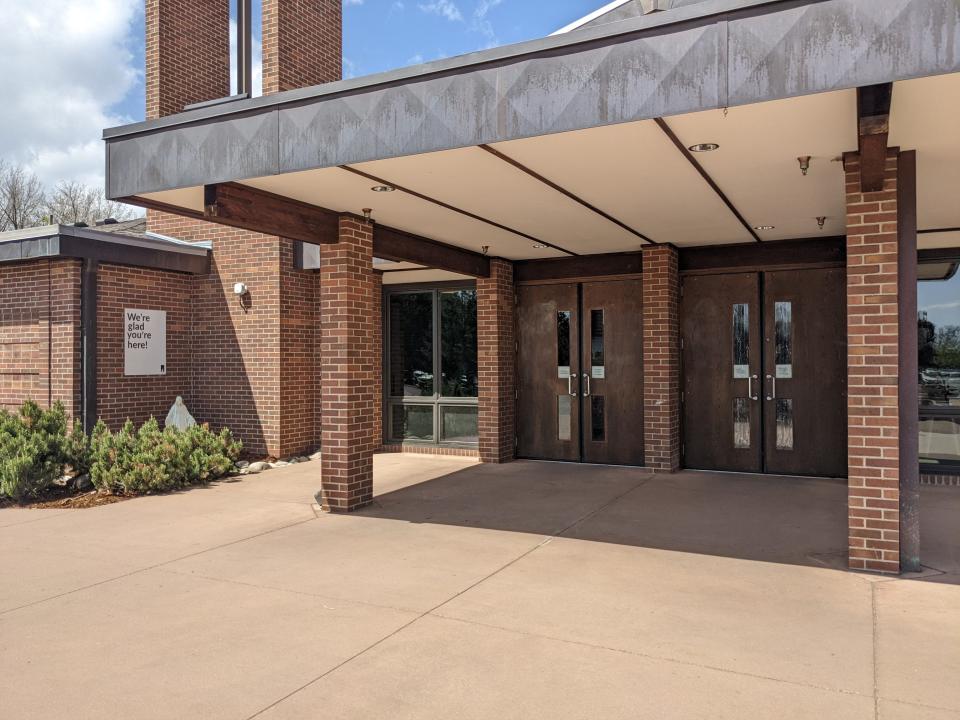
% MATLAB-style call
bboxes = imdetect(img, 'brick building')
[1,0,958,574]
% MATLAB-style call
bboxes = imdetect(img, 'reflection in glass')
[591,396,605,442]
[391,405,434,441]
[919,260,960,468]
[776,399,794,450]
[591,310,605,373]
[389,293,434,397]
[441,290,478,397]
[441,406,479,443]
[775,302,793,379]
[558,395,572,441]
[558,311,571,375]
[733,304,749,379]
[733,398,750,449]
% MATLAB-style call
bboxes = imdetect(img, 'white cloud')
[0,0,141,190]
[418,0,463,22]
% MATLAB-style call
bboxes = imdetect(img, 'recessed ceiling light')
[754,225,775,231]
[688,143,720,153]
[371,185,396,193]
[532,243,548,249]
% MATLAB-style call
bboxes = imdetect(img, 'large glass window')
[386,284,479,446]
[919,257,960,471]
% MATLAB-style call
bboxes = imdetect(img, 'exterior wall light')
[233,282,251,313]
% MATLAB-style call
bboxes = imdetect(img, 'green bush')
[0,401,76,502]
[90,419,241,496]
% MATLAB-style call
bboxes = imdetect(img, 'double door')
[681,268,847,477]
[517,279,644,466]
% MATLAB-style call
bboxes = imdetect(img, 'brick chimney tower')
[143,0,346,459]
[262,0,343,94]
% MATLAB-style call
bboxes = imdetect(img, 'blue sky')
[112,0,607,123]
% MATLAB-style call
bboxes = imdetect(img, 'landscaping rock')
[70,474,92,492]
[295,456,310,464]
[270,461,290,469]
[246,461,270,474]
[235,461,250,469]
[309,451,322,460]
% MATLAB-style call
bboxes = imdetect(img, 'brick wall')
[318,217,377,512]
[0,260,81,415]
[96,264,193,430]
[845,151,902,574]
[145,0,229,120]
[642,245,680,471]
[477,259,516,464]
[262,0,342,94]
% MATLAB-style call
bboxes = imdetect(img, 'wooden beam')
[203,183,339,244]
[373,225,490,278]
[857,83,893,193]
[118,195,206,222]
[514,252,643,283]
[679,237,846,274]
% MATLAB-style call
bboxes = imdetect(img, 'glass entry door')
[516,279,645,466]
[681,269,847,477]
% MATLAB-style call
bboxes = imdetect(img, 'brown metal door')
[581,280,645,465]
[517,283,581,461]
[682,273,763,472]
[762,268,847,477]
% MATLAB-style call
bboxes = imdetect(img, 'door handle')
[766,374,777,401]
[582,373,591,397]
[568,374,577,397]
[748,374,759,401]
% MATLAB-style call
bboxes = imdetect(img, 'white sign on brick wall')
[124,309,167,376]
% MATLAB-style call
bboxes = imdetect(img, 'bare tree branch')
[0,162,47,230]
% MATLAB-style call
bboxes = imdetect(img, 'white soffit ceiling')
[242,167,563,261]
[666,90,856,241]
[890,72,960,250]
[351,146,643,255]
[489,119,751,247]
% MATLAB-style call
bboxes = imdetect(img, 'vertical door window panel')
[776,399,794,450]
[590,310,605,378]
[389,292,434,397]
[732,304,750,379]
[440,290,478,397]
[391,405,435,441]
[775,301,794,379]
[733,398,751,449]
[558,311,572,378]
[591,396,606,442]
[558,395,572,441]
[441,406,479,443]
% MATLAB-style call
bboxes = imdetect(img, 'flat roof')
[0,224,210,274]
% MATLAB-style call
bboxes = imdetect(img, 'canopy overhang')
[103,0,960,279]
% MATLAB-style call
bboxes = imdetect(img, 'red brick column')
[642,245,681,472]
[262,0,342,95]
[145,0,229,120]
[318,217,377,512]
[477,259,516,464]
[49,260,82,419]
[845,151,902,573]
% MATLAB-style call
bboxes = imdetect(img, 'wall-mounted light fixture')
[798,156,812,176]
[362,208,374,223]
[234,282,251,313]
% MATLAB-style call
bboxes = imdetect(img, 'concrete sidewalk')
[1,455,958,719]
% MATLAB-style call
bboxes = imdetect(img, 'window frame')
[382,280,479,448]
